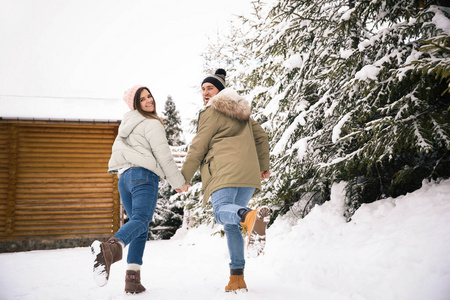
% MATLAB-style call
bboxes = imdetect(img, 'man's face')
[201,82,219,105]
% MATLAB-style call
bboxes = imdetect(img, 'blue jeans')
[114,167,159,265]
[210,187,255,270]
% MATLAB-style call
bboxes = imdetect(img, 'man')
[180,69,271,293]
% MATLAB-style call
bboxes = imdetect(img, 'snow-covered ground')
[1,179,449,300]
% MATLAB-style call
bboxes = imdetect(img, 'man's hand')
[260,170,271,180]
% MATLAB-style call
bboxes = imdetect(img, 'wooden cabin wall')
[0,120,121,252]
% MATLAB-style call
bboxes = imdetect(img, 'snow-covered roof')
[0,96,128,122]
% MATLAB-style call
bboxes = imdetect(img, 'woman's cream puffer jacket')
[108,110,185,189]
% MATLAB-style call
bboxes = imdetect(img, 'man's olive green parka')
[181,88,270,206]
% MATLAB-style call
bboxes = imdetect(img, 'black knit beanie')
[201,69,226,91]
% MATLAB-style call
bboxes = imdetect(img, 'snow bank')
[260,179,450,300]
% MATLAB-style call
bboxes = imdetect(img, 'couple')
[90,69,271,294]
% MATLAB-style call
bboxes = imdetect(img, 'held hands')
[260,170,271,180]
[175,183,191,194]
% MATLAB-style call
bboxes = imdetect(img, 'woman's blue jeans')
[114,167,159,265]
[210,187,255,270]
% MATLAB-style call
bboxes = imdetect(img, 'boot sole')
[226,288,248,294]
[247,206,271,257]
[125,290,147,294]
[91,240,108,287]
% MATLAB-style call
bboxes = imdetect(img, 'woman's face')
[139,89,155,113]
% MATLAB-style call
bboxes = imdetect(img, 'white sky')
[0,0,253,123]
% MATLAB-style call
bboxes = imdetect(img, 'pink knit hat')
[123,85,144,110]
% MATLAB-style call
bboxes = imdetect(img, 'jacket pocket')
[200,156,214,187]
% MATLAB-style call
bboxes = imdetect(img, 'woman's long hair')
[133,87,164,125]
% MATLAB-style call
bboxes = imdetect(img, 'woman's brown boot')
[125,270,146,294]
[91,237,123,287]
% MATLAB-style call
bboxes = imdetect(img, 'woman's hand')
[175,183,191,193]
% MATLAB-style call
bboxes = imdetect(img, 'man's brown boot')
[91,237,123,287]
[125,270,146,294]
[225,275,248,293]
[240,206,271,257]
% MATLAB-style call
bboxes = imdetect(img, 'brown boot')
[240,206,271,257]
[125,270,146,294]
[225,275,248,293]
[91,237,123,287]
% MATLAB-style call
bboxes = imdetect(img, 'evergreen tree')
[149,95,186,239]
[162,95,184,146]
[250,0,450,219]
[201,0,450,221]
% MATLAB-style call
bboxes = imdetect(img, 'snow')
[0,95,127,121]
[1,179,449,300]
[283,53,303,70]
[291,137,309,161]
[272,112,306,155]
[341,8,355,21]
[430,6,450,35]
[354,65,380,81]
[332,112,351,143]
[262,91,285,116]
[340,49,354,59]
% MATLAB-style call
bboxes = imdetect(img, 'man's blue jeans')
[114,167,159,265]
[210,187,255,270]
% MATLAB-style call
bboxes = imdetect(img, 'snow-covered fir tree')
[162,95,184,146]
[149,95,186,239]
[184,0,450,224]
[238,0,450,219]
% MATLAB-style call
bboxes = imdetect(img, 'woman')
[91,85,188,294]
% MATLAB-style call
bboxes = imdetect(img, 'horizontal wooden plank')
[16,184,113,189]
[17,162,109,169]
[18,173,113,179]
[15,210,113,216]
[17,167,109,173]
[14,219,112,226]
[15,213,112,221]
[16,183,112,189]
[15,203,113,210]
[18,132,116,139]
[17,177,114,183]
[17,123,119,134]
[19,137,114,145]
[14,225,112,231]
[18,147,112,154]
[18,142,112,149]
[13,227,113,233]
[10,229,113,236]
[20,156,111,164]
[15,193,113,200]
[14,199,113,206]
[16,124,118,131]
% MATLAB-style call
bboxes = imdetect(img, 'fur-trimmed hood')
[206,88,251,121]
